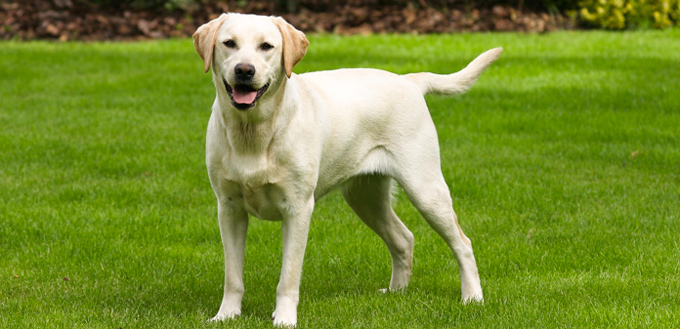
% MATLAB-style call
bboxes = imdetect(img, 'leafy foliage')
[79,0,680,30]
[575,0,680,29]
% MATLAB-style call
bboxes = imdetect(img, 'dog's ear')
[193,14,229,73]
[273,17,309,78]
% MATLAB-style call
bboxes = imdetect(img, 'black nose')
[234,63,255,80]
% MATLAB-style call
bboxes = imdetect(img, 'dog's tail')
[404,47,503,96]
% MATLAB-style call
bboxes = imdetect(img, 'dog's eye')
[260,42,274,51]
[223,40,236,48]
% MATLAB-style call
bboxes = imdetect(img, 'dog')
[193,13,501,327]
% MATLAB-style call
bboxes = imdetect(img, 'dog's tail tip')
[481,47,503,63]
[488,47,503,61]
[489,47,504,56]
[469,47,503,70]
[406,47,502,96]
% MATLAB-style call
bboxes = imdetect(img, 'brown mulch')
[0,0,573,41]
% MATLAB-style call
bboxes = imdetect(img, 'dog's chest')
[219,152,288,221]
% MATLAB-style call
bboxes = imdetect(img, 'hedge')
[83,0,679,29]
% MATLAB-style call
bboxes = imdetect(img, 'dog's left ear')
[193,13,229,73]
[273,17,309,78]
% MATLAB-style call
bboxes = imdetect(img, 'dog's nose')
[234,63,256,80]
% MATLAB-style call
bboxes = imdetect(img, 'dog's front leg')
[211,201,249,322]
[272,198,314,327]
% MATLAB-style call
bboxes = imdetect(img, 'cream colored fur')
[193,13,502,327]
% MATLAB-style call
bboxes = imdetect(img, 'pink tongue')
[233,88,257,104]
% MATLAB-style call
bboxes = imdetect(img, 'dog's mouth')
[223,78,269,110]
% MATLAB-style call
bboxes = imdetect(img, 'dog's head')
[193,13,309,111]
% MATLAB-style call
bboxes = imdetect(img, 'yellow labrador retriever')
[193,13,501,327]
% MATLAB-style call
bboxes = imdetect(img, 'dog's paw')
[272,310,297,327]
[209,297,243,322]
[208,310,240,322]
[462,293,484,305]
[378,286,407,294]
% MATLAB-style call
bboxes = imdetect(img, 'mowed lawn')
[1,30,679,328]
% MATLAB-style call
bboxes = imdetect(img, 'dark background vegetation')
[2,0,576,41]
[84,0,577,12]
[0,0,678,40]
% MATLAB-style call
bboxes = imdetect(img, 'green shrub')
[576,0,680,29]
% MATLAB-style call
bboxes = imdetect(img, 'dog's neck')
[213,75,292,154]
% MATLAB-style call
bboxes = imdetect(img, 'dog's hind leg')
[393,147,483,303]
[341,174,414,291]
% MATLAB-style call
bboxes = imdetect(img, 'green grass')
[2,29,679,328]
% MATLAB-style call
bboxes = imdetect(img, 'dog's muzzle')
[223,78,269,110]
